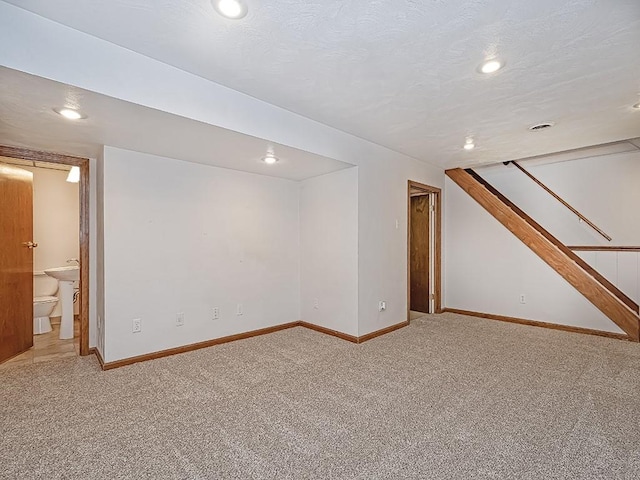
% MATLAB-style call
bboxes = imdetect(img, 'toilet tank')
[34,272,59,297]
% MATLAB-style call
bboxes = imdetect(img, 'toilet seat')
[34,295,58,304]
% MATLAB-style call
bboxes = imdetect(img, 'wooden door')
[410,195,430,313]
[0,163,34,363]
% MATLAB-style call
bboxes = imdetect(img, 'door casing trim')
[407,180,442,319]
[0,146,90,356]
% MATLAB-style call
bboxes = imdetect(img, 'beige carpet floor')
[1,312,639,479]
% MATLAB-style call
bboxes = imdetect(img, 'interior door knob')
[22,241,38,249]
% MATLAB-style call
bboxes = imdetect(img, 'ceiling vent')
[528,122,555,131]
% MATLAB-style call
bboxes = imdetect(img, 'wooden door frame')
[407,180,442,319]
[0,145,90,356]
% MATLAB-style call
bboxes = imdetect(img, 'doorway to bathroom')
[0,145,90,366]
[407,180,441,320]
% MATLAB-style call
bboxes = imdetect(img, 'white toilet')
[33,272,59,335]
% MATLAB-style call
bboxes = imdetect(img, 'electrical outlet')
[313,298,319,310]
[176,312,185,326]
[212,307,220,320]
[132,318,142,333]
[236,303,243,316]
[519,294,526,304]
[378,301,386,312]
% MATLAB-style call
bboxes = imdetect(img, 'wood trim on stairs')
[508,161,612,241]
[568,246,640,252]
[463,168,638,314]
[96,320,411,370]
[442,308,630,341]
[445,168,639,341]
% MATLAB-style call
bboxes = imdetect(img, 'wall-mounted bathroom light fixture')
[66,166,80,183]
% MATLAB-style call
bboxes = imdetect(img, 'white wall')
[478,150,640,246]
[0,3,444,342]
[444,175,624,334]
[300,168,358,337]
[357,157,442,335]
[25,166,79,317]
[577,251,639,305]
[472,151,640,322]
[27,166,79,272]
[101,147,301,362]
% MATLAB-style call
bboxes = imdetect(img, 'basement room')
[1,1,639,478]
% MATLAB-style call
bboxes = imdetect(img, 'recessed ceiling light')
[212,0,247,19]
[633,102,640,109]
[53,107,86,120]
[262,153,278,165]
[478,59,503,74]
[463,138,475,150]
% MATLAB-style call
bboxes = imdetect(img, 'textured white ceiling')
[0,67,353,180]
[3,0,640,167]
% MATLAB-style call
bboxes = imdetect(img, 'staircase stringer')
[446,168,639,341]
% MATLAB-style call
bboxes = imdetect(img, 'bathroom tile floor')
[0,319,80,370]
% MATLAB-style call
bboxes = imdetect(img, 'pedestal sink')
[44,266,79,340]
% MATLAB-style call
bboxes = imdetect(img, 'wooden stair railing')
[567,246,640,252]
[464,169,638,314]
[505,161,612,241]
[446,168,639,341]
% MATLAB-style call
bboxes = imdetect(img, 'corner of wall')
[299,167,359,337]
[95,149,105,357]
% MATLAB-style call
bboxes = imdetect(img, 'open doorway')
[0,145,90,366]
[407,180,441,321]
